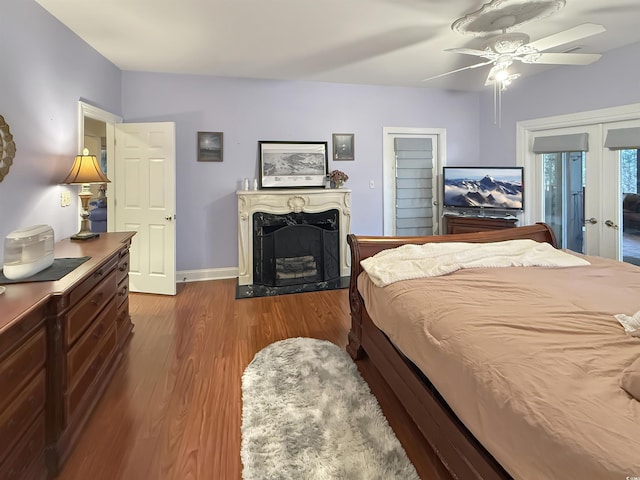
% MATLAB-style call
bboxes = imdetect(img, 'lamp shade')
[63,148,110,184]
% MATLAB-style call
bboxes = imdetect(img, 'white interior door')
[383,127,445,236]
[115,123,176,295]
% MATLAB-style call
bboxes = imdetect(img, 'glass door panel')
[542,152,585,253]
[620,148,640,266]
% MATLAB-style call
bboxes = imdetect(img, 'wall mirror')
[0,115,16,183]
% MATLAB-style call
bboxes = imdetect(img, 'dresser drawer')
[67,299,117,389]
[116,276,129,308]
[65,269,117,347]
[116,249,130,285]
[68,255,118,308]
[0,307,45,364]
[0,412,45,480]
[66,322,117,418]
[0,329,46,412]
[0,370,45,465]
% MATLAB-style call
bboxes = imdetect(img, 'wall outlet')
[60,190,71,207]
[369,180,375,189]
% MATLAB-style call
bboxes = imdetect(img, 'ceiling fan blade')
[527,23,605,52]
[446,47,494,59]
[521,52,602,65]
[422,59,494,82]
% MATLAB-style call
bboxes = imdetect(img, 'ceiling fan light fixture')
[494,69,511,82]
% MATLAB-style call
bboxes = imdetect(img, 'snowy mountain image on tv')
[443,167,523,210]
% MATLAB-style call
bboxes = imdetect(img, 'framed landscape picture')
[198,131,223,162]
[259,141,328,188]
[332,133,354,161]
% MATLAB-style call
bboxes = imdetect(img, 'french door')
[601,121,640,265]
[527,121,640,265]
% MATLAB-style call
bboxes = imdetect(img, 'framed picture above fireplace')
[259,141,328,189]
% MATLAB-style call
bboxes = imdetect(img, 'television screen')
[443,167,523,210]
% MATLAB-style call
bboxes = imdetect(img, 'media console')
[444,214,518,234]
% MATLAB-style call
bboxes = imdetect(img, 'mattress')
[358,254,640,479]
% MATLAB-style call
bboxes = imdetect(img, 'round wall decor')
[0,115,16,183]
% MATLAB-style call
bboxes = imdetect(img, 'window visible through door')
[542,151,585,252]
[619,148,640,266]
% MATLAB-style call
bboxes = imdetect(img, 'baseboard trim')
[177,267,238,283]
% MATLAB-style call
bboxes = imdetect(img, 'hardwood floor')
[56,279,448,480]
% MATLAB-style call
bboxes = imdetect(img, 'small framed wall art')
[259,141,328,188]
[332,133,354,161]
[197,131,223,162]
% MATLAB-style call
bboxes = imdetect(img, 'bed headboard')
[346,223,557,341]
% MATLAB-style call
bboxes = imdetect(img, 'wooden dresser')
[0,232,134,479]
[444,214,518,234]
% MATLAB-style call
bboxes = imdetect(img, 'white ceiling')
[35,0,640,91]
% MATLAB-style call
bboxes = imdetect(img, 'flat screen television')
[442,166,524,211]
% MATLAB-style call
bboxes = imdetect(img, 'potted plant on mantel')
[328,169,349,189]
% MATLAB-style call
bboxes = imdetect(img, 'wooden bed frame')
[346,223,558,480]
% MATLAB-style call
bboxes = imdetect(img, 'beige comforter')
[358,253,640,480]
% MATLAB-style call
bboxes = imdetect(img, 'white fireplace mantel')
[237,189,352,286]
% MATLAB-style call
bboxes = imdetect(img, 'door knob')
[604,220,619,229]
[165,215,173,221]
[585,217,598,224]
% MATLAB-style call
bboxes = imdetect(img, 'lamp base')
[70,231,100,241]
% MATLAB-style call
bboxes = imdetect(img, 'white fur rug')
[241,337,419,480]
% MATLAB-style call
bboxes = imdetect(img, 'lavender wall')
[479,41,640,165]
[0,0,121,263]
[121,73,480,271]
[12,1,638,276]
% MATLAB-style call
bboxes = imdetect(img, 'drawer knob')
[91,292,104,306]
[92,323,106,339]
[92,352,105,372]
[118,262,128,272]
[118,285,128,297]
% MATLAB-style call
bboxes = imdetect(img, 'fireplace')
[253,210,340,287]
[237,189,351,297]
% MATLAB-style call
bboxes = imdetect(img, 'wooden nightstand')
[444,214,518,234]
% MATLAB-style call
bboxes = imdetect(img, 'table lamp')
[63,148,110,240]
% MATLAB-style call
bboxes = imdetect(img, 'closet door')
[382,128,444,236]
[394,137,435,236]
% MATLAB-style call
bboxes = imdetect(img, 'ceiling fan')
[424,21,606,87]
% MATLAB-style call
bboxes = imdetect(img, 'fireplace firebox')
[253,210,340,287]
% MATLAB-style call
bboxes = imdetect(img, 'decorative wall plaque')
[0,115,16,183]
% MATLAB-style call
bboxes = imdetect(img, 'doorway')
[382,127,446,236]
[78,102,122,232]
[78,101,177,294]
